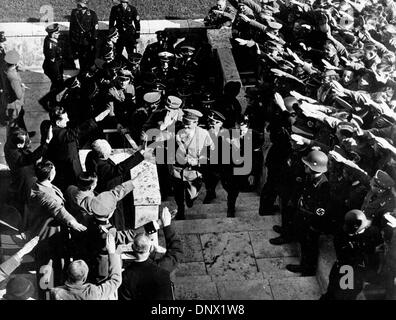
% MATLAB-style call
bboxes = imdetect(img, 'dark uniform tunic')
[69,8,99,71]
[43,36,63,91]
[109,3,141,58]
[294,173,331,273]
[322,225,383,300]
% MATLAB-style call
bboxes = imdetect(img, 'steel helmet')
[283,96,298,113]
[301,150,328,173]
[343,209,369,234]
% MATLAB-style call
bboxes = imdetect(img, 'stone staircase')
[158,188,324,300]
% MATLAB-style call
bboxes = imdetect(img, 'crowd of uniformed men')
[0,0,396,300]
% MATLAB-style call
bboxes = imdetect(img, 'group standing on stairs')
[1,0,396,301]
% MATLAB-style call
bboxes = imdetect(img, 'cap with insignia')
[201,92,215,103]
[107,27,118,39]
[336,121,356,134]
[76,0,89,7]
[46,23,60,34]
[4,50,20,65]
[156,30,168,38]
[0,31,6,43]
[143,92,161,104]
[267,21,283,30]
[180,45,196,56]
[166,95,183,110]
[183,109,203,121]
[208,110,225,122]
[117,69,132,81]
[158,51,174,61]
[128,52,142,64]
[373,170,395,190]
[237,114,250,125]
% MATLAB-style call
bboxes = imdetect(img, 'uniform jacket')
[296,173,332,230]
[361,189,395,230]
[333,225,382,269]
[174,126,214,170]
[109,4,140,38]
[118,224,183,300]
[69,8,98,47]
[43,36,62,62]
[46,118,98,191]
[26,180,76,239]
[50,253,121,300]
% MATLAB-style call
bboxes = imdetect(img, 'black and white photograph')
[0,0,395,308]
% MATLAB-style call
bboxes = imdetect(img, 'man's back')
[119,260,173,300]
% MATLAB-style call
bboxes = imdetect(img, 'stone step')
[161,200,267,220]
[173,274,322,300]
[268,276,322,300]
[173,275,274,300]
[173,216,281,234]
[316,235,336,292]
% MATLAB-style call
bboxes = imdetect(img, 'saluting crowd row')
[1,0,396,300]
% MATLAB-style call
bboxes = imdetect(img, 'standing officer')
[203,110,228,204]
[40,24,64,112]
[69,0,99,71]
[286,150,332,276]
[172,109,214,220]
[321,210,383,300]
[109,0,141,59]
[141,30,175,72]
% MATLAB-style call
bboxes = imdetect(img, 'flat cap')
[166,95,183,109]
[143,91,161,104]
[0,31,6,43]
[107,27,118,39]
[208,110,226,122]
[373,170,395,190]
[4,50,20,65]
[158,51,174,61]
[183,109,203,121]
[45,23,60,34]
[4,276,35,300]
[89,192,118,220]
[267,21,283,30]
